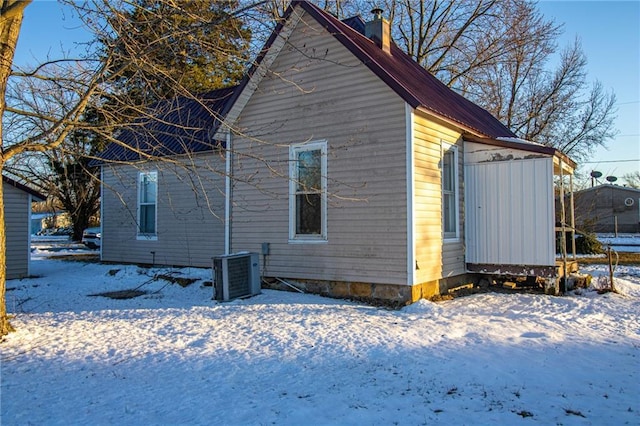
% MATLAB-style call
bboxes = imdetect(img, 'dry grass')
[576,252,640,265]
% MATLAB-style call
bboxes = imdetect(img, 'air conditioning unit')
[213,252,261,301]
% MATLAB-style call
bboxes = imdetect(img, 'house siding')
[230,10,409,286]
[412,112,465,286]
[101,155,226,267]
[4,182,31,279]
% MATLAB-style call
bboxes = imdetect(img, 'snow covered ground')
[2,250,639,425]
[597,233,640,253]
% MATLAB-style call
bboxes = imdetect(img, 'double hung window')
[289,141,327,242]
[442,145,459,240]
[138,171,157,238]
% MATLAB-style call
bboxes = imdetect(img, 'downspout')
[224,130,232,255]
[27,194,32,277]
[405,103,415,288]
[99,167,103,261]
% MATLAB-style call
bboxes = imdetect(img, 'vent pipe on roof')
[365,7,391,54]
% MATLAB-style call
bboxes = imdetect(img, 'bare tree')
[2,0,113,335]
[463,2,617,161]
[6,0,252,243]
[376,0,616,161]
[622,171,640,189]
[380,0,505,88]
[0,0,260,336]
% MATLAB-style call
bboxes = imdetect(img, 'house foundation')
[262,277,414,306]
[262,267,584,305]
[262,274,478,306]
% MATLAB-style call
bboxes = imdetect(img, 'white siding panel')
[465,158,555,267]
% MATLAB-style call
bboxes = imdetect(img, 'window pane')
[296,193,321,235]
[443,151,453,191]
[297,149,321,191]
[443,193,454,233]
[140,205,156,234]
[140,175,157,204]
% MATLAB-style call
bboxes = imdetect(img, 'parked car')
[82,227,101,249]
[36,227,73,236]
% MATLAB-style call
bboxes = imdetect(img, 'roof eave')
[2,175,46,200]
[464,135,577,170]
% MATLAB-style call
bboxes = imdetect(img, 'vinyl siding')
[412,112,465,285]
[230,11,409,285]
[4,182,31,279]
[101,155,226,267]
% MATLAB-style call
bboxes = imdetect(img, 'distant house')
[573,185,640,233]
[95,1,576,302]
[3,175,46,279]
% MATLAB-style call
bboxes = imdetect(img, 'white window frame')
[137,171,158,240]
[442,143,460,242]
[289,140,328,243]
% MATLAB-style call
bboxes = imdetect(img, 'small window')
[289,141,327,242]
[138,171,157,238]
[442,144,459,240]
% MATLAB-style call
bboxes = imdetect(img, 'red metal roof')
[293,1,516,139]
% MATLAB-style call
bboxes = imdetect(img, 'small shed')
[572,185,640,233]
[3,176,46,279]
[463,137,577,288]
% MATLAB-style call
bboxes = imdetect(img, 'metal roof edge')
[574,184,640,194]
[464,135,577,169]
[2,175,46,200]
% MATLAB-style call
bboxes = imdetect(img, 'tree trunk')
[0,164,13,336]
[1,0,32,337]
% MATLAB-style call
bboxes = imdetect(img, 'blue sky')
[13,1,640,182]
[537,0,640,182]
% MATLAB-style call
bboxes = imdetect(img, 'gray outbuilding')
[573,185,640,233]
[3,175,46,279]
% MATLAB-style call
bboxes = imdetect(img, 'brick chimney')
[365,8,391,54]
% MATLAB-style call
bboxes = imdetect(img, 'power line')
[582,159,639,164]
